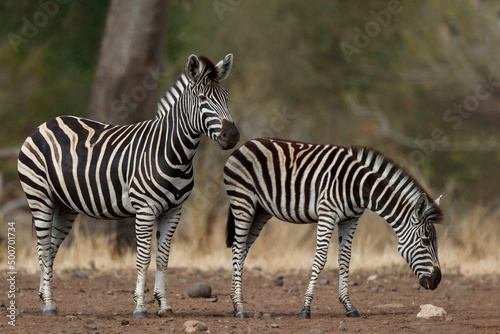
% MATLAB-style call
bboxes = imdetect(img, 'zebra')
[224,138,444,318]
[17,54,240,318]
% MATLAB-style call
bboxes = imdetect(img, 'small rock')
[83,323,97,330]
[374,282,383,288]
[309,330,325,334]
[121,319,129,325]
[254,311,263,319]
[262,313,272,319]
[179,278,189,284]
[412,283,421,290]
[187,283,212,298]
[371,287,379,293]
[382,320,389,325]
[367,274,378,281]
[378,309,386,315]
[271,324,279,328]
[445,316,453,322]
[348,281,358,286]
[72,271,88,279]
[195,322,208,331]
[65,315,78,320]
[319,279,330,285]
[417,304,447,319]
[339,321,346,330]
[271,276,284,287]
[146,297,155,304]
[183,320,208,332]
[289,286,300,295]
[177,294,185,299]
[0,301,5,307]
[205,297,218,303]
[391,287,398,292]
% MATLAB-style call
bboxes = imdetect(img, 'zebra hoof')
[234,311,247,318]
[133,310,148,318]
[299,306,311,319]
[346,307,360,317]
[157,308,174,317]
[43,308,58,316]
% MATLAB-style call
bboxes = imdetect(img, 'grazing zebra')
[18,54,240,318]
[224,138,443,318]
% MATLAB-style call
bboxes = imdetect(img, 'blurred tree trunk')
[87,0,169,251]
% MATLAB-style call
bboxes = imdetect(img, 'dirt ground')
[1,268,499,334]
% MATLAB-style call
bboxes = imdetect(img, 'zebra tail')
[226,207,235,248]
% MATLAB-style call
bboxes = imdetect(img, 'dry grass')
[1,203,499,279]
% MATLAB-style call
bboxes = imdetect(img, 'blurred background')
[0,0,499,276]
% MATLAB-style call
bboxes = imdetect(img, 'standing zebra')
[224,138,443,318]
[18,54,240,317]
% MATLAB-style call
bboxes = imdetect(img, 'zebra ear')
[414,193,429,220]
[435,195,443,206]
[186,54,201,82]
[215,53,233,81]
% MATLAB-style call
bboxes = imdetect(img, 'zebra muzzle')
[218,120,240,150]
[419,266,441,290]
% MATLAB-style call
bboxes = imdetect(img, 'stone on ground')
[289,285,300,295]
[309,330,325,334]
[184,320,208,332]
[417,304,447,319]
[187,283,212,298]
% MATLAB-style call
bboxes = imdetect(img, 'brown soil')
[1,268,499,333]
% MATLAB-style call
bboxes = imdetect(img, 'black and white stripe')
[224,138,443,318]
[18,54,240,317]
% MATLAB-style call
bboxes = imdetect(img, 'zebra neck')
[361,165,422,236]
[153,73,201,165]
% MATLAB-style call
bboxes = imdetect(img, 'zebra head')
[398,193,444,290]
[185,54,240,150]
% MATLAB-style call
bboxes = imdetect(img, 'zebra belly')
[48,171,136,219]
[255,189,319,224]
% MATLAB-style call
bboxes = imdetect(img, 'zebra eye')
[199,95,208,101]
[422,238,431,246]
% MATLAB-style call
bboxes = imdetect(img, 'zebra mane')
[348,146,444,224]
[197,55,218,81]
[155,56,219,120]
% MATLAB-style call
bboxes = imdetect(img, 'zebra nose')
[431,267,441,289]
[418,266,441,290]
[218,120,240,150]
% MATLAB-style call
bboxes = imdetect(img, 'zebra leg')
[32,201,58,315]
[300,216,336,319]
[154,208,181,317]
[133,211,156,318]
[42,205,77,315]
[50,205,77,261]
[38,204,77,315]
[338,218,360,317]
[230,206,256,318]
[231,209,271,318]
